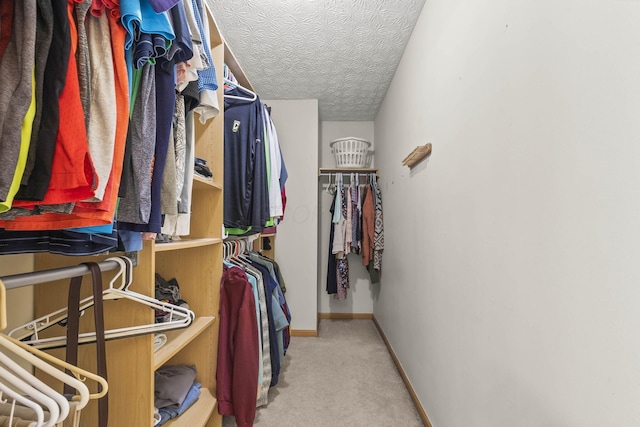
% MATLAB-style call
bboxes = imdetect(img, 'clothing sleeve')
[217,267,259,427]
[232,284,260,427]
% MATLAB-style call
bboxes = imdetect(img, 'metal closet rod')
[0,257,127,290]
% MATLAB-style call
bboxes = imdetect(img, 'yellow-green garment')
[0,72,36,213]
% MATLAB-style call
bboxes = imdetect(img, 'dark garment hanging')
[248,252,291,355]
[20,0,54,188]
[0,225,117,256]
[165,1,193,66]
[223,88,269,232]
[326,192,338,295]
[0,2,37,202]
[15,0,70,201]
[119,58,175,233]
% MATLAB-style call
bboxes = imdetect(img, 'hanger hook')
[104,257,128,291]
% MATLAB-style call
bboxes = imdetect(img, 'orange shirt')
[2,7,129,231]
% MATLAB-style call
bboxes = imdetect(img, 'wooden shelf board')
[154,238,222,252]
[162,388,217,427]
[154,316,216,369]
[193,174,222,191]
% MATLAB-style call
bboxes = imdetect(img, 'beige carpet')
[223,319,424,427]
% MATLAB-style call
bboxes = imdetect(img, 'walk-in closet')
[2,0,639,426]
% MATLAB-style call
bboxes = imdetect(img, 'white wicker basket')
[330,137,372,168]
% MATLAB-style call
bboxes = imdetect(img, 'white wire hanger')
[8,256,195,349]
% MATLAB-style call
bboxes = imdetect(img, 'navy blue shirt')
[223,89,269,232]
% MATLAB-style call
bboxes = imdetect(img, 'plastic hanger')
[0,279,99,427]
[0,365,59,427]
[326,173,336,195]
[0,381,46,426]
[0,353,69,425]
[8,257,195,349]
[0,334,99,402]
[0,333,107,427]
[223,77,257,101]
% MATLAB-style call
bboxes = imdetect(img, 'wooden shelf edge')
[162,388,217,427]
[154,317,216,369]
[193,174,222,190]
[154,238,222,252]
[224,43,255,91]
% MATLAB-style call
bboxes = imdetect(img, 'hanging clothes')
[326,172,385,296]
[222,241,292,411]
[223,78,287,236]
[0,0,220,253]
[223,87,269,234]
[217,265,259,427]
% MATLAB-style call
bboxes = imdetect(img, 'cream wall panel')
[264,99,319,332]
[375,0,640,425]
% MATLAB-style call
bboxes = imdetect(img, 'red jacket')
[216,266,259,427]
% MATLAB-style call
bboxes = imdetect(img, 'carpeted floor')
[223,319,424,427]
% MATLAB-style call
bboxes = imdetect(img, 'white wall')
[318,121,375,314]
[374,1,640,426]
[263,99,319,332]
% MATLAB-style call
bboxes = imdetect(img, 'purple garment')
[148,0,180,13]
[351,181,360,254]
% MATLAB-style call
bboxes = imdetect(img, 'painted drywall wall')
[263,99,319,332]
[374,0,640,426]
[318,121,375,314]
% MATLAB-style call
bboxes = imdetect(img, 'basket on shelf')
[330,137,372,168]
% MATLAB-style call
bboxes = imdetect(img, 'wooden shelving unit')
[163,389,217,427]
[30,5,254,427]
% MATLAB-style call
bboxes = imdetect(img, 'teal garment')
[121,0,175,51]
[332,175,343,224]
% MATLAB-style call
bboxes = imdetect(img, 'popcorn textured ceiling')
[206,0,426,121]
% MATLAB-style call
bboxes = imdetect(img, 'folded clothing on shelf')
[154,273,190,323]
[194,157,212,178]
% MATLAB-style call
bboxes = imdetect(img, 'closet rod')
[318,168,378,177]
[1,259,123,290]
